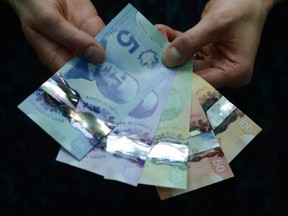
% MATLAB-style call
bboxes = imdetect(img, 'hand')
[159,0,275,88]
[8,0,106,72]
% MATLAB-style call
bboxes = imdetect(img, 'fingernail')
[84,46,106,65]
[162,46,182,67]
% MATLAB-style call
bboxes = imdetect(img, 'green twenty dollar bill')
[138,61,192,189]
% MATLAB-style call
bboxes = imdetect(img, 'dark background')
[1,0,287,215]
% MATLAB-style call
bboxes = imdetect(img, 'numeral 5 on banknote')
[18,4,176,159]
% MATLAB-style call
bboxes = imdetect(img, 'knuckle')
[179,33,194,48]
[66,32,84,53]
[36,12,62,28]
[214,13,233,29]
[155,24,167,30]
[176,33,196,59]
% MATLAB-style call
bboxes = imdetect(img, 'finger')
[156,26,168,40]
[162,18,219,67]
[78,16,105,38]
[155,24,183,41]
[23,26,74,72]
[37,14,106,65]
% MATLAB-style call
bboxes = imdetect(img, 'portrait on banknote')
[65,59,160,119]
[64,60,140,104]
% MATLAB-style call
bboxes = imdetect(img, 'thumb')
[162,20,215,67]
[39,15,106,65]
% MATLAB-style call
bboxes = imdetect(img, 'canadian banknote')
[156,104,234,200]
[102,71,176,185]
[156,73,261,200]
[192,73,262,162]
[156,88,234,200]
[214,109,261,163]
[189,91,213,136]
[18,4,176,159]
[138,61,192,189]
[56,72,177,186]
[156,131,234,200]
[56,146,108,177]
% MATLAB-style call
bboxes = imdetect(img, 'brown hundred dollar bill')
[191,73,262,163]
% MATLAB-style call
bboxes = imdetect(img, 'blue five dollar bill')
[56,72,176,186]
[18,4,175,159]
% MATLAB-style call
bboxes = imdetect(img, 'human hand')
[8,0,105,72]
[159,0,275,88]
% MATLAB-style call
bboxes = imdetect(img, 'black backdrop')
[1,1,287,215]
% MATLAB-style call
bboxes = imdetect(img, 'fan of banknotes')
[18,4,261,200]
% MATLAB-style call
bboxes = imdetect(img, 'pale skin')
[159,0,282,88]
[4,0,106,72]
[2,0,286,88]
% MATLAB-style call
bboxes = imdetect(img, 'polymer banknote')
[21,3,261,200]
[189,91,213,136]
[18,4,175,159]
[156,89,234,200]
[192,73,262,162]
[214,109,261,163]
[102,71,176,185]
[156,131,234,200]
[138,61,192,189]
[56,72,177,186]
[156,74,261,199]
